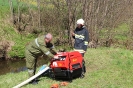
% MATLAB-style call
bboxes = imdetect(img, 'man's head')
[76,19,84,28]
[44,33,53,43]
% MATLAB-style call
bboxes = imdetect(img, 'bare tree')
[8,0,14,24]
[8,0,133,48]
[37,0,41,28]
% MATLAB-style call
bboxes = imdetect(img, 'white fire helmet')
[76,19,84,25]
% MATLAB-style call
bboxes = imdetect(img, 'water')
[0,58,49,75]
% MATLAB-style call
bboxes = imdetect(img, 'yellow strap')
[75,34,85,40]
[74,49,85,53]
[84,41,88,45]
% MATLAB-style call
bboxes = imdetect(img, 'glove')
[54,55,58,59]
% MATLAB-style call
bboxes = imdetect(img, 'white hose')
[13,67,49,88]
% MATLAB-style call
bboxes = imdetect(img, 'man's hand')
[71,31,75,36]
[83,51,86,53]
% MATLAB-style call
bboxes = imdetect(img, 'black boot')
[29,79,38,85]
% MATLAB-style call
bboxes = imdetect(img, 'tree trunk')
[37,0,41,28]
[8,0,14,24]
[67,0,74,47]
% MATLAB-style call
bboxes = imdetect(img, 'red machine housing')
[49,51,86,81]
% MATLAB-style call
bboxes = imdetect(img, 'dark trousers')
[80,53,84,57]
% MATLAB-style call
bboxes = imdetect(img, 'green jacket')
[26,35,57,57]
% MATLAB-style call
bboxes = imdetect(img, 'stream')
[0,58,49,75]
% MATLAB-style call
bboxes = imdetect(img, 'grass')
[0,1,132,87]
[99,23,129,40]
[0,18,36,58]
[0,0,21,19]
[0,47,133,88]
[0,0,36,58]
[0,0,60,58]
[113,23,129,40]
[0,0,10,19]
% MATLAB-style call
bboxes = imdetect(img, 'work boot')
[29,79,38,85]
[28,69,39,85]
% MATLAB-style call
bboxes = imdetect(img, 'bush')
[8,34,36,59]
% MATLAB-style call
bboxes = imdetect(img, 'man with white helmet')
[72,19,89,57]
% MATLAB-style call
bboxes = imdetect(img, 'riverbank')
[0,47,133,88]
[0,55,50,75]
[0,59,26,75]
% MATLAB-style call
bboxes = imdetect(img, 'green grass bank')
[0,47,133,88]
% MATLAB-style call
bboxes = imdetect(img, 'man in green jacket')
[25,33,57,81]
